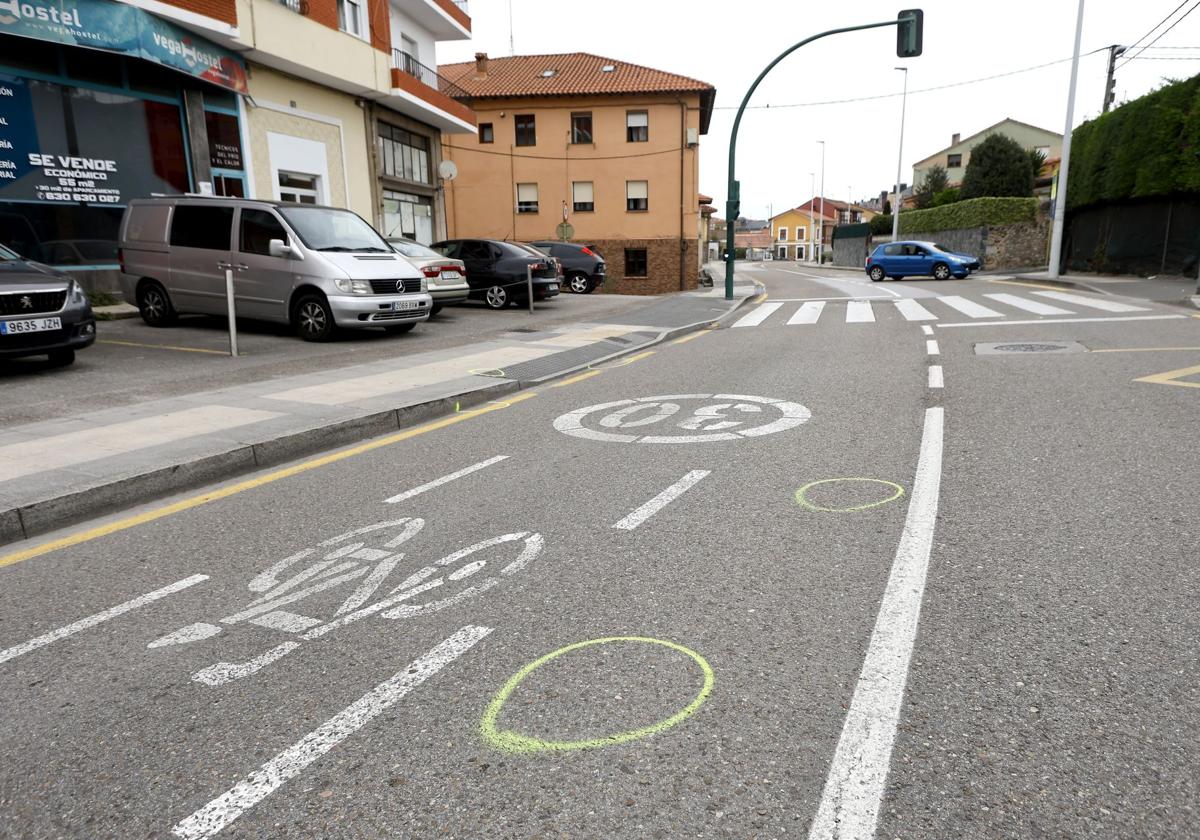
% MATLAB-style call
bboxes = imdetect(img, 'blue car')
[865,241,979,282]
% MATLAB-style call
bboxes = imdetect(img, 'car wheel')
[137,281,176,327]
[868,266,885,282]
[933,262,952,281]
[383,322,417,334]
[485,285,509,309]
[430,304,443,316]
[294,293,336,342]
[47,349,75,367]
[567,272,590,294]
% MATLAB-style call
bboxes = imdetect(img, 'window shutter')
[517,183,538,202]
[626,180,648,200]
[573,182,593,203]
[627,112,648,128]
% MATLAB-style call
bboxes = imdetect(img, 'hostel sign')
[0,0,248,94]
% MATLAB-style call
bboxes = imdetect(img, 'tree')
[931,187,960,207]
[960,133,1035,199]
[882,198,892,215]
[912,165,949,209]
[1028,148,1047,180]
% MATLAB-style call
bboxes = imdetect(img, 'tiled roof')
[698,193,713,203]
[441,53,716,132]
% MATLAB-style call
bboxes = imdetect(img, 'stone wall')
[985,215,1050,269]
[590,238,700,295]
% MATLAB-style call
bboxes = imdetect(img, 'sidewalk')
[0,276,763,545]
[1006,270,1200,306]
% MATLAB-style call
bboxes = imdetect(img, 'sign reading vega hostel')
[0,0,248,93]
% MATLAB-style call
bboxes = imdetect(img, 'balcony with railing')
[389,49,475,128]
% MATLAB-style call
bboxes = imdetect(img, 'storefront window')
[378,123,431,185]
[381,189,433,244]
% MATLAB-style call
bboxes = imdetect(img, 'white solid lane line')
[845,301,876,323]
[893,299,937,321]
[807,407,944,840]
[171,625,492,840]
[926,339,940,355]
[0,575,209,666]
[787,301,826,325]
[983,292,1074,315]
[928,365,944,388]
[936,295,1004,318]
[613,470,711,530]
[921,325,934,336]
[936,314,1186,329]
[732,301,785,328]
[1031,290,1149,312]
[385,455,509,504]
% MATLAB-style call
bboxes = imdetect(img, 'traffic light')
[897,9,923,58]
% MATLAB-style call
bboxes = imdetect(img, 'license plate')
[391,300,419,312]
[0,317,61,335]
[440,271,462,281]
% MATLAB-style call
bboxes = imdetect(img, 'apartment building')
[439,52,716,294]
[0,0,475,288]
[769,207,834,262]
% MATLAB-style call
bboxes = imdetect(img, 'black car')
[432,239,560,309]
[0,243,95,366]
[530,241,606,294]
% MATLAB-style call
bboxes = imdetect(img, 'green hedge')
[1067,74,1200,210]
[895,196,1037,234]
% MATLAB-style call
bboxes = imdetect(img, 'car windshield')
[277,206,391,252]
[0,243,18,261]
[389,240,443,259]
[515,243,551,257]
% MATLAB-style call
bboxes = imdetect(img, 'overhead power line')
[1118,0,1200,68]
[1122,0,1191,55]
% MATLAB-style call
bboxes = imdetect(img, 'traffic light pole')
[724,13,920,300]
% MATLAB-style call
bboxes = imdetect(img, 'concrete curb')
[1009,274,1113,295]
[1,288,762,547]
[93,303,140,321]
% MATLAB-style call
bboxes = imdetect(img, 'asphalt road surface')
[2,264,1197,839]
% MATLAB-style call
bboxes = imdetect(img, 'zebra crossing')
[731,289,1152,329]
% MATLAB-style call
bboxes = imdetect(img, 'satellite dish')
[438,160,458,181]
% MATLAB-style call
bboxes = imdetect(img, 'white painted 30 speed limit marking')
[553,394,811,444]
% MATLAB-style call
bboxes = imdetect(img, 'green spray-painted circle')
[795,478,905,513]
[480,636,714,753]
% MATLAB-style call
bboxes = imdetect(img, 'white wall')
[389,5,437,64]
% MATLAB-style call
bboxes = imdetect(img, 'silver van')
[118,197,432,341]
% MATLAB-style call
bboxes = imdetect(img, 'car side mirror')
[269,238,299,259]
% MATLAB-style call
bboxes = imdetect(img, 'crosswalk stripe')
[936,295,1003,318]
[893,299,937,321]
[1031,290,1149,313]
[787,301,826,325]
[983,292,1075,315]
[732,301,784,328]
[845,301,875,323]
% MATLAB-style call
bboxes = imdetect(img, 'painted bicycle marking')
[553,393,811,443]
[147,517,544,686]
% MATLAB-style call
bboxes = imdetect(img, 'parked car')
[119,197,431,342]
[386,238,469,315]
[430,239,560,309]
[0,243,95,366]
[865,241,977,281]
[530,241,606,293]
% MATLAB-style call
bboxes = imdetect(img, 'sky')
[438,0,1200,219]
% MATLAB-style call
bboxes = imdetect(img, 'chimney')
[474,52,489,77]
[951,132,961,145]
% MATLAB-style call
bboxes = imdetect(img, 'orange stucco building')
[439,53,715,294]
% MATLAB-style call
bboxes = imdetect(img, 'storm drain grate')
[974,341,1088,355]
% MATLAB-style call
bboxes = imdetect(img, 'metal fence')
[391,50,471,102]
[1064,198,1200,278]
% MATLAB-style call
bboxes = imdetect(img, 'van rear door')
[168,203,234,314]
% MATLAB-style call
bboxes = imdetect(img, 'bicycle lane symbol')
[147,517,544,686]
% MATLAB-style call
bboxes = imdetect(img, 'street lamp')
[892,66,908,242]
[1048,0,1085,278]
[809,172,816,262]
[818,140,825,264]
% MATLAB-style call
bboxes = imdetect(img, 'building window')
[337,0,364,37]
[777,246,787,260]
[278,172,320,204]
[515,114,536,146]
[516,182,539,214]
[381,189,434,243]
[624,248,648,277]
[626,110,648,142]
[778,227,788,241]
[571,112,593,144]
[797,244,806,260]
[379,123,431,184]
[626,180,648,212]
[947,153,962,168]
[479,123,494,143]
[572,181,594,212]
[798,226,806,241]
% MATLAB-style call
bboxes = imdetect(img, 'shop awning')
[0,0,248,94]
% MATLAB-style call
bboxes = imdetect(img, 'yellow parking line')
[670,330,711,346]
[99,339,231,356]
[1091,346,1200,353]
[551,370,602,388]
[0,391,539,569]
[1133,363,1200,390]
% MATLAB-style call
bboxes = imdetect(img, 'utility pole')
[818,140,825,264]
[1048,0,1085,279]
[809,172,816,262]
[892,66,908,242]
[1102,44,1126,113]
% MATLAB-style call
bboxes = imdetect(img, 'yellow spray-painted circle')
[480,636,714,753]
[795,478,905,513]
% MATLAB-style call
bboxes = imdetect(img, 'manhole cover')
[974,341,1087,355]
